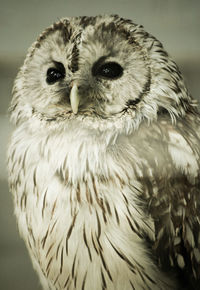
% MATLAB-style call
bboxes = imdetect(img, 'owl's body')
[7,15,200,289]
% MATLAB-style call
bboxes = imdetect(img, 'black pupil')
[46,63,65,84]
[93,62,123,79]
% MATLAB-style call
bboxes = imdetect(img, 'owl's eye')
[92,62,123,79]
[46,63,65,84]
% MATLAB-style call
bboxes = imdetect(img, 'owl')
[7,15,200,290]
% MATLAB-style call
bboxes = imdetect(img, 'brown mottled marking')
[42,189,48,218]
[83,224,92,261]
[100,198,107,223]
[41,228,49,248]
[33,168,37,187]
[138,73,151,100]
[63,275,70,288]
[130,280,136,289]
[92,177,108,220]
[108,238,136,273]
[69,31,82,73]
[122,192,128,205]
[69,42,79,73]
[31,20,72,55]
[105,198,111,215]
[137,269,147,284]
[115,173,125,187]
[79,16,97,28]
[46,242,54,258]
[20,191,27,210]
[76,183,81,203]
[125,203,132,218]
[95,210,101,238]
[16,175,21,187]
[54,274,59,285]
[126,214,142,238]
[46,256,53,273]
[74,275,77,288]
[71,252,77,278]
[101,268,107,289]
[27,237,32,250]
[114,207,120,225]
[10,147,16,163]
[133,218,143,233]
[96,233,103,251]
[85,181,93,204]
[66,213,78,255]
[56,240,62,259]
[49,219,58,234]
[60,247,64,274]
[81,271,87,290]
[92,176,99,200]
[99,251,113,281]
[91,232,99,255]
[142,270,156,285]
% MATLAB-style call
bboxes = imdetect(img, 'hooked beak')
[69,83,80,114]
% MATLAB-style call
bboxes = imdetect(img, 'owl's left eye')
[46,62,65,84]
[92,61,123,79]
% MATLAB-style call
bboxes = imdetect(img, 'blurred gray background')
[0,0,200,289]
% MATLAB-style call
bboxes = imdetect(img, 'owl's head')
[10,15,194,133]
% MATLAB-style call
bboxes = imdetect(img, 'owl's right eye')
[46,63,65,84]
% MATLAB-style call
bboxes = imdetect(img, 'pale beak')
[69,83,80,114]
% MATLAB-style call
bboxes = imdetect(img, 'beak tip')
[70,83,80,115]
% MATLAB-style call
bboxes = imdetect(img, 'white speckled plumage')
[7,15,200,289]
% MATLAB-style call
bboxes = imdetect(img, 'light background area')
[0,0,199,289]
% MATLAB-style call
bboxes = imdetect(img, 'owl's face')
[11,15,190,131]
